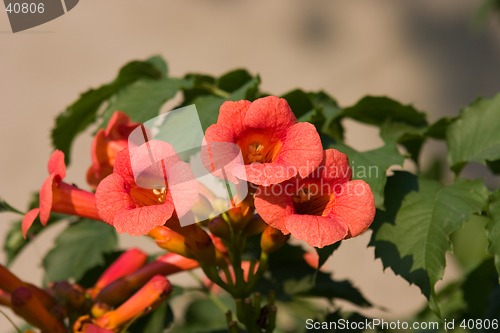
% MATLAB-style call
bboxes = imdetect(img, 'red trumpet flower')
[96,140,199,235]
[21,150,100,238]
[204,96,323,186]
[255,149,375,248]
[87,111,140,188]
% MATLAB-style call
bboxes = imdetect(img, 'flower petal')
[128,140,182,189]
[285,214,348,248]
[114,202,174,236]
[245,96,296,141]
[39,174,55,224]
[105,111,139,139]
[241,162,296,186]
[326,180,375,237]
[216,100,251,138]
[95,174,135,226]
[275,122,323,179]
[166,161,200,217]
[47,150,66,178]
[313,149,352,184]
[22,208,40,238]
[254,184,295,234]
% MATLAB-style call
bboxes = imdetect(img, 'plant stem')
[0,309,22,333]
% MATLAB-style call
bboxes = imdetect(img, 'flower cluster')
[10,96,375,332]
[204,96,375,248]
[0,250,197,333]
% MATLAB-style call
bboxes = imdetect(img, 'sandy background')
[1,0,500,331]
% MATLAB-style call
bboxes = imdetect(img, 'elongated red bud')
[95,276,171,330]
[96,253,198,305]
[89,248,147,298]
[51,281,85,309]
[148,226,195,258]
[0,265,24,293]
[25,284,55,309]
[11,286,66,333]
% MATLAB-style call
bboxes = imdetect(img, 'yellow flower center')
[130,186,167,207]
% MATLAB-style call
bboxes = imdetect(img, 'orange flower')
[95,141,199,235]
[204,96,323,186]
[22,150,101,238]
[255,149,375,248]
[87,111,140,188]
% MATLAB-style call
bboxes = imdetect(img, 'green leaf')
[315,242,341,269]
[4,217,61,266]
[451,215,489,273]
[311,91,343,140]
[146,55,168,77]
[128,301,174,333]
[372,176,488,299]
[342,96,427,127]
[487,190,500,279]
[0,197,22,214]
[447,93,500,173]
[334,142,405,208]
[3,193,65,265]
[281,89,314,119]
[257,243,371,307]
[426,117,454,140]
[379,120,426,162]
[226,74,260,101]
[216,69,253,92]
[181,70,260,131]
[302,274,371,307]
[462,258,500,320]
[43,220,117,284]
[51,57,165,164]
[100,78,191,126]
[172,296,234,333]
[191,95,225,131]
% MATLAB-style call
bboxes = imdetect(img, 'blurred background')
[1,0,500,331]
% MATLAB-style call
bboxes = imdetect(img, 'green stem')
[0,309,21,333]
[246,252,269,293]
[200,82,231,99]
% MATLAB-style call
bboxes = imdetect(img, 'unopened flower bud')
[243,216,268,237]
[96,253,198,306]
[11,287,31,307]
[208,217,230,239]
[11,286,66,333]
[148,226,194,258]
[0,264,24,293]
[260,226,289,254]
[227,197,254,230]
[182,224,218,265]
[95,276,171,330]
[51,281,85,309]
[89,248,147,298]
